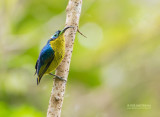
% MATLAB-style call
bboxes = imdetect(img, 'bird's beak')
[61,26,74,34]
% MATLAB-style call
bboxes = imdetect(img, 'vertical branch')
[47,0,82,117]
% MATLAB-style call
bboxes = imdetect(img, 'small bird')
[35,26,73,85]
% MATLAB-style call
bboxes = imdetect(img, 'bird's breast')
[46,36,65,73]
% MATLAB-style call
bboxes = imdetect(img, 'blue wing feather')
[35,43,54,84]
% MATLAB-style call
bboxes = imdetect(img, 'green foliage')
[0,102,43,117]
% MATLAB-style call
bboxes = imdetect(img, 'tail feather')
[37,77,41,85]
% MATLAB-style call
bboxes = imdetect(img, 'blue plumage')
[38,43,54,72]
[35,42,55,84]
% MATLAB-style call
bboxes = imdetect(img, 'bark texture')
[47,0,82,117]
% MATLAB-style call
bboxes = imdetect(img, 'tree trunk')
[47,0,82,117]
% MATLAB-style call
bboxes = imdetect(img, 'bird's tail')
[37,76,41,85]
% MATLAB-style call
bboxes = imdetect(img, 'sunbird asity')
[35,26,73,85]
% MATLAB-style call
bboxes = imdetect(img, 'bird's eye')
[54,34,58,37]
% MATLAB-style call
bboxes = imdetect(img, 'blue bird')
[35,26,73,85]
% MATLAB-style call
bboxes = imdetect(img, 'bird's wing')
[38,54,54,78]
[37,46,55,85]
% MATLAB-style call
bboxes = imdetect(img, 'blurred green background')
[0,0,160,117]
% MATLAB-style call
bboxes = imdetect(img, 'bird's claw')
[49,73,66,82]
[53,75,67,82]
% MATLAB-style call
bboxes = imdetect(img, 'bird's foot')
[49,73,66,82]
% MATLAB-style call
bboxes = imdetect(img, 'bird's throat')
[50,34,65,53]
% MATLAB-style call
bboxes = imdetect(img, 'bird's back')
[36,44,55,77]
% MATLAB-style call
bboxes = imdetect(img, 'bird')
[35,26,73,85]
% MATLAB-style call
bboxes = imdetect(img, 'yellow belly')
[45,50,65,74]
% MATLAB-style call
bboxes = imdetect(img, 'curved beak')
[61,26,74,34]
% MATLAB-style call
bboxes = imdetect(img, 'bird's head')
[48,26,74,43]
